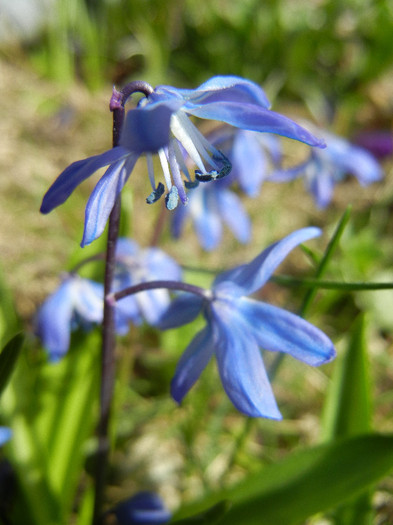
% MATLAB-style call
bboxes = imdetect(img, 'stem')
[111,280,209,303]
[92,80,153,525]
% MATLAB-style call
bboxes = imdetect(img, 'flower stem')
[92,80,153,525]
[111,279,209,303]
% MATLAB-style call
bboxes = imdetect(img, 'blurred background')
[0,0,393,519]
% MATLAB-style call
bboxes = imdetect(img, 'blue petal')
[81,154,138,246]
[36,280,75,361]
[191,187,222,251]
[216,188,251,244]
[0,427,12,446]
[239,298,336,366]
[213,227,321,296]
[177,75,271,108]
[171,325,215,404]
[145,247,182,281]
[136,289,172,326]
[114,492,171,525]
[157,293,203,329]
[268,159,310,182]
[185,102,326,147]
[340,145,383,185]
[40,147,130,213]
[211,304,282,419]
[307,167,335,209]
[74,279,104,323]
[120,99,184,153]
[231,130,268,196]
[116,238,140,258]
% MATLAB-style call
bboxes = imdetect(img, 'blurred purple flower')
[40,76,324,246]
[112,492,171,525]
[158,228,335,419]
[114,238,182,329]
[354,130,393,160]
[36,275,104,361]
[0,427,12,446]
[171,180,251,251]
[269,127,383,209]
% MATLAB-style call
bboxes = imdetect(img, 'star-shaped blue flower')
[269,126,383,208]
[158,227,335,419]
[40,76,325,246]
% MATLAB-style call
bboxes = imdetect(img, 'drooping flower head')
[40,76,325,246]
[158,228,335,419]
[269,125,383,209]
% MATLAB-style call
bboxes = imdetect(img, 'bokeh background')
[1,0,393,521]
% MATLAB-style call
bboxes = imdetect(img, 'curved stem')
[111,279,209,303]
[92,80,153,525]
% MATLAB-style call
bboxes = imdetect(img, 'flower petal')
[239,298,336,366]
[171,325,215,404]
[214,227,321,296]
[306,167,335,209]
[40,147,129,213]
[185,102,326,147]
[81,154,138,246]
[211,305,281,419]
[231,130,268,196]
[179,75,271,108]
[114,491,172,525]
[191,187,223,251]
[36,280,75,361]
[157,293,203,330]
[216,188,251,244]
[120,99,184,153]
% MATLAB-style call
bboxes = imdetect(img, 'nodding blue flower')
[112,491,171,525]
[158,228,335,419]
[171,179,251,251]
[269,126,383,209]
[36,275,104,361]
[40,76,325,247]
[114,238,182,329]
[0,427,12,446]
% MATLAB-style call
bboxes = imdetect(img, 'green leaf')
[174,501,231,525]
[174,434,393,525]
[321,315,373,525]
[322,315,371,440]
[0,332,23,397]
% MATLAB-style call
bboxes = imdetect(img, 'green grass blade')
[0,332,23,397]
[174,434,393,525]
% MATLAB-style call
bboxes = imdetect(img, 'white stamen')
[170,114,208,173]
[158,148,173,190]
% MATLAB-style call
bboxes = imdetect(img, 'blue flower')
[171,179,251,251]
[40,76,325,246]
[114,238,182,329]
[158,228,335,419]
[0,427,12,446]
[112,492,171,525]
[36,275,104,361]
[269,126,383,209]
